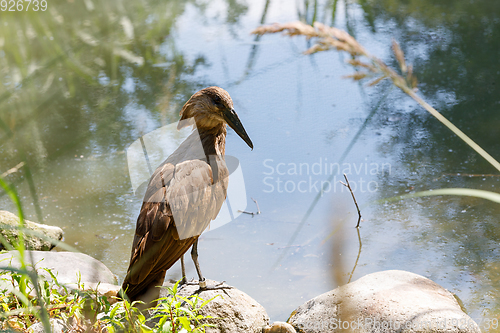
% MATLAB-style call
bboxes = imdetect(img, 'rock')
[0,210,63,251]
[263,321,297,332]
[28,318,68,333]
[288,270,480,333]
[0,250,118,288]
[82,282,121,303]
[158,279,269,333]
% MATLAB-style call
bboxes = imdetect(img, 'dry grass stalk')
[252,21,500,172]
[252,21,414,89]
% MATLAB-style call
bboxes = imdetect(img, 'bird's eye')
[213,95,223,107]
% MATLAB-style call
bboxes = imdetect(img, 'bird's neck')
[197,122,227,156]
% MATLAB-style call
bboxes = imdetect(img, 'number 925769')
[1,0,47,11]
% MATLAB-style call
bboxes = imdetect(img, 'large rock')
[0,210,63,251]
[263,321,297,332]
[288,270,480,333]
[0,250,117,288]
[158,279,269,333]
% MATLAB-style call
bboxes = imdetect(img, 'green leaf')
[178,295,194,308]
[140,324,153,332]
[109,303,120,318]
[177,316,191,329]
[157,314,170,328]
[200,295,220,308]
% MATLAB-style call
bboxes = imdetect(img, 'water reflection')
[0,0,207,173]
[357,0,500,321]
[0,0,499,324]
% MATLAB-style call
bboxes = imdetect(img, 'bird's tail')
[121,270,167,307]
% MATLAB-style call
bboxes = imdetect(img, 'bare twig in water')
[238,197,261,216]
[252,198,261,214]
[348,227,362,283]
[340,173,362,228]
[1,162,25,178]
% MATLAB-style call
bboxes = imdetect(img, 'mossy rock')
[0,210,63,251]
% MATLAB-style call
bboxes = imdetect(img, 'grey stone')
[158,279,269,333]
[0,210,63,251]
[0,250,118,289]
[288,270,480,333]
[27,318,68,333]
[263,321,297,333]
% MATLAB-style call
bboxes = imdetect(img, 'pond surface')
[1,0,500,326]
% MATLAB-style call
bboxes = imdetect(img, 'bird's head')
[178,86,253,149]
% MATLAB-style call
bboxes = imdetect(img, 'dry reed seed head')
[283,21,318,37]
[407,64,413,77]
[320,37,345,51]
[306,38,355,55]
[253,21,417,90]
[252,22,319,38]
[343,72,370,81]
[318,37,355,55]
[251,24,281,36]
[373,59,394,76]
[313,22,366,56]
[392,40,407,73]
[314,22,345,41]
[347,59,377,72]
[410,74,418,90]
[407,64,419,89]
[250,25,273,35]
[312,21,336,37]
[304,44,331,55]
[368,75,388,86]
[254,21,367,56]
[391,75,408,90]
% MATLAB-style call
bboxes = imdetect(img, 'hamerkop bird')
[122,86,253,305]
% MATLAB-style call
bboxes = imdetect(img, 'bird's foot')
[199,280,233,291]
[180,278,199,286]
[179,279,233,291]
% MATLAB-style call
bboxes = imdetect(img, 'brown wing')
[122,156,228,301]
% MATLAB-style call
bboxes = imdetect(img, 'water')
[1,0,499,326]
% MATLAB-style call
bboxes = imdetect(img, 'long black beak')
[223,108,253,149]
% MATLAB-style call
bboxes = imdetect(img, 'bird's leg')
[190,239,232,291]
[191,239,207,288]
[180,255,187,284]
[179,242,206,288]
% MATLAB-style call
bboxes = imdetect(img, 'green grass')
[0,175,216,333]
[0,266,217,333]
